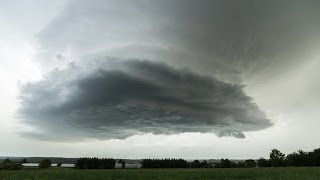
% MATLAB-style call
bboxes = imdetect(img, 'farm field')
[1,167,320,180]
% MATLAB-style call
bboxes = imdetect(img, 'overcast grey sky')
[1,0,320,159]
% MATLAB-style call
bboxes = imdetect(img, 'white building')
[22,163,39,168]
[22,163,75,168]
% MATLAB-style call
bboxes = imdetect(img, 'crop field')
[1,167,320,180]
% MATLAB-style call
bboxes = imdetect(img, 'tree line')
[141,148,320,168]
[214,148,320,168]
[259,148,320,167]
[2,148,320,170]
[141,159,188,168]
[75,158,116,169]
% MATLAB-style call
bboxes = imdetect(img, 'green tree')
[270,149,286,167]
[286,150,308,166]
[257,158,271,167]
[200,160,209,168]
[245,159,256,167]
[191,160,201,168]
[236,162,245,168]
[220,159,231,168]
[39,159,52,168]
[308,148,320,166]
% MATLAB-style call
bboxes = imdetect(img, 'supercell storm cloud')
[17,0,320,142]
[18,58,271,141]
[1,0,320,159]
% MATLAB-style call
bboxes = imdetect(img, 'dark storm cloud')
[21,0,320,141]
[18,58,271,141]
[36,0,320,83]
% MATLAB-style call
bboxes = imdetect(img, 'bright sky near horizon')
[1,0,320,159]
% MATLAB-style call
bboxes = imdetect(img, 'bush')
[0,161,22,170]
[190,160,201,168]
[245,159,256,167]
[257,158,271,167]
[39,159,52,168]
[220,159,231,168]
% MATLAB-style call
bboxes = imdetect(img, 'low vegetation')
[39,159,52,169]
[1,147,320,179]
[0,158,22,170]
[1,168,320,180]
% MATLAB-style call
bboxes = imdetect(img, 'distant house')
[22,163,39,168]
[59,164,75,168]
[22,163,75,168]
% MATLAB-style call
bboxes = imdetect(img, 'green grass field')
[1,167,320,180]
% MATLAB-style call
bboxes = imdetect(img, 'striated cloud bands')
[18,58,272,141]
